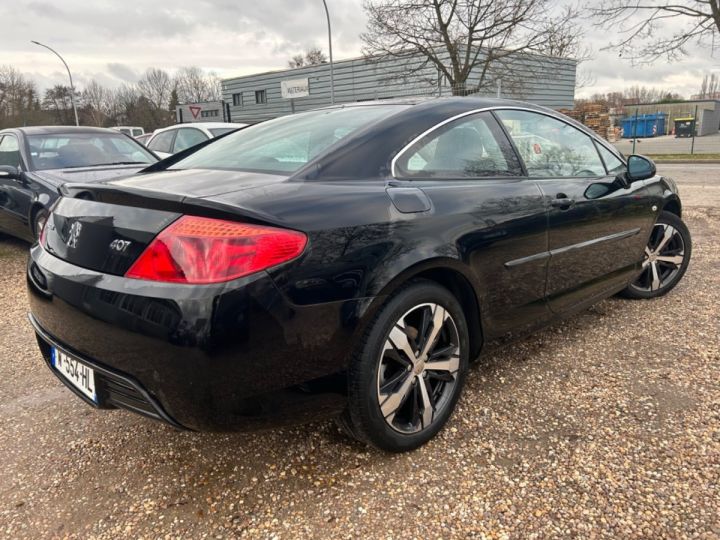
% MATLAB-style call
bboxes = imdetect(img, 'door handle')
[551,194,575,210]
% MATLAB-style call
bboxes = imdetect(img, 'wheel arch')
[662,195,682,218]
[28,201,49,237]
[363,258,484,361]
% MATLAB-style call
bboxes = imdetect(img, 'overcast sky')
[2,0,718,99]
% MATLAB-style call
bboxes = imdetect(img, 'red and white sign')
[189,105,202,119]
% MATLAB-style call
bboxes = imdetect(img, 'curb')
[654,160,720,164]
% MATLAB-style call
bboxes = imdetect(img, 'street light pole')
[31,40,79,126]
[321,0,335,104]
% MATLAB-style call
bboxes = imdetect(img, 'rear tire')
[341,280,469,452]
[620,211,691,299]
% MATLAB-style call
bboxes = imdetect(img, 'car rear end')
[27,190,351,430]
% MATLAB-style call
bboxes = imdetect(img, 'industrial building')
[221,51,577,124]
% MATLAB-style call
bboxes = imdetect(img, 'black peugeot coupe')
[27,98,691,452]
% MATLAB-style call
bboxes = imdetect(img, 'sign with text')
[281,78,310,99]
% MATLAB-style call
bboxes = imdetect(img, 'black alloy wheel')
[342,280,469,452]
[622,211,691,299]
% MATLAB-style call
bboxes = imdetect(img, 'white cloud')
[2,0,717,100]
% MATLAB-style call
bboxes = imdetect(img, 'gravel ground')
[1,166,719,539]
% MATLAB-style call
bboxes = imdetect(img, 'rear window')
[169,106,406,174]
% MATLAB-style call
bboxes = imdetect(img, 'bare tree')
[288,54,306,69]
[0,66,37,124]
[361,0,584,95]
[697,72,720,98]
[82,80,111,126]
[288,47,328,68]
[138,68,173,111]
[175,66,219,103]
[590,0,720,62]
[535,6,596,89]
[42,85,77,125]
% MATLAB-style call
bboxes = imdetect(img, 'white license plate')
[51,347,97,403]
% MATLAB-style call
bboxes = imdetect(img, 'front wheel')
[621,211,691,299]
[341,280,469,452]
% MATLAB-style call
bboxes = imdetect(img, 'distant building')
[623,100,720,137]
[175,101,230,123]
[222,51,577,124]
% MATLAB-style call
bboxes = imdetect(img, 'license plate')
[51,347,97,403]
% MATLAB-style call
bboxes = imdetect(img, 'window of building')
[200,110,219,118]
[255,90,267,104]
[232,93,243,107]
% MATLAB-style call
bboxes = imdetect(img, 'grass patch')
[647,153,720,161]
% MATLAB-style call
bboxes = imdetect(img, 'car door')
[0,133,32,236]
[172,127,209,154]
[393,111,551,336]
[495,109,655,314]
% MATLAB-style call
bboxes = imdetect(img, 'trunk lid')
[44,197,181,276]
[45,169,289,275]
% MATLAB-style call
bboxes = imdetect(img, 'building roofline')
[626,99,720,106]
[221,49,577,84]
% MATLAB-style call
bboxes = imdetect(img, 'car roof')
[4,126,127,136]
[318,96,547,112]
[156,122,244,131]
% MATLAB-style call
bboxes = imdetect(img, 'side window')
[596,143,626,176]
[148,130,176,153]
[173,128,209,153]
[395,112,523,178]
[495,110,606,177]
[132,129,144,137]
[0,134,22,168]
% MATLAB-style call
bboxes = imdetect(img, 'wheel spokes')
[654,224,675,253]
[656,254,683,266]
[388,324,417,364]
[379,373,415,421]
[425,354,460,374]
[417,377,434,428]
[650,261,661,291]
[419,305,448,360]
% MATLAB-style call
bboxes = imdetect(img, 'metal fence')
[611,106,719,156]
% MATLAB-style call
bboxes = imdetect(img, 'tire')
[31,208,48,241]
[620,211,691,299]
[341,280,469,452]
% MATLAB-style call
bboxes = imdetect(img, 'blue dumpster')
[621,113,667,138]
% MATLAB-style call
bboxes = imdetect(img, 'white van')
[112,126,145,138]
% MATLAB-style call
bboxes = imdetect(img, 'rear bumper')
[27,245,369,430]
[30,314,186,429]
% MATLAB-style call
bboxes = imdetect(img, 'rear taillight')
[125,216,307,284]
[39,218,48,247]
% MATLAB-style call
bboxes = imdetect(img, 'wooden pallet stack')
[559,103,612,140]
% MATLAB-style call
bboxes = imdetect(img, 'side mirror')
[626,155,656,182]
[0,165,19,179]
